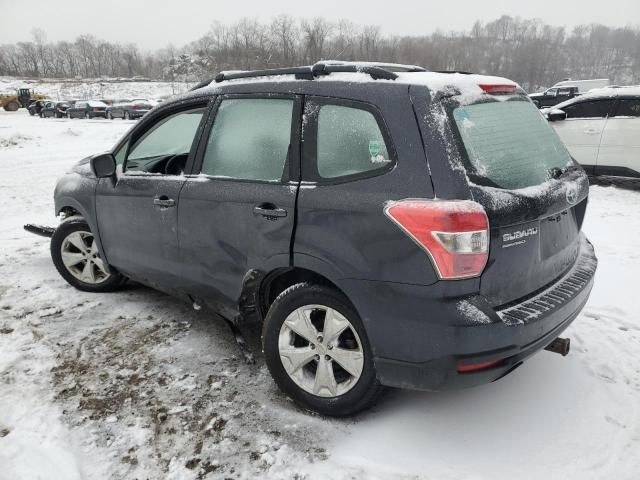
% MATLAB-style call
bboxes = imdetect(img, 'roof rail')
[213,61,425,83]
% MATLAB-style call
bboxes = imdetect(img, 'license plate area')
[541,208,578,260]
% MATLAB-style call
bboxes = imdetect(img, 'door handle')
[584,128,599,134]
[253,204,287,218]
[153,196,176,208]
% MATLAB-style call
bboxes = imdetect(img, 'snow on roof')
[553,85,640,110]
[210,68,520,98]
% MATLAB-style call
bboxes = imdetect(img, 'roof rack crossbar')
[214,62,401,83]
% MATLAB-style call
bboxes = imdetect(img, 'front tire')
[263,283,382,416]
[50,217,125,292]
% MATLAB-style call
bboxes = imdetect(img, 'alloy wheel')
[60,231,110,284]
[278,304,364,398]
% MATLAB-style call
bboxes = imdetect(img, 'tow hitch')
[24,224,56,238]
[545,337,570,356]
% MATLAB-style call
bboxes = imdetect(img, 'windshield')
[452,98,573,189]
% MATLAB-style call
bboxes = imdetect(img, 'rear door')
[552,98,613,167]
[95,102,208,290]
[596,97,640,176]
[177,94,301,313]
[442,95,590,306]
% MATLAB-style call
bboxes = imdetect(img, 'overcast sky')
[1,0,638,50]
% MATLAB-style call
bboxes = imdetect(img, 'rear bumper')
[341,234,597,391]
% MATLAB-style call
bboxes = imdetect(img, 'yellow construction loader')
[0,88,47,111]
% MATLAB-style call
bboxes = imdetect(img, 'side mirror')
[90,153,116,178]
[547,109,567,122]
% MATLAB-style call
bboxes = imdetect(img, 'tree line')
[1,16,639,91]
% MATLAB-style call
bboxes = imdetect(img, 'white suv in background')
[545,86,640,178]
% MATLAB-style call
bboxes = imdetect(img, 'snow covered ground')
[0,77,192,101]
[0,109,638,479]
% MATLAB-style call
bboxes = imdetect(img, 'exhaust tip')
[545,337,570,356]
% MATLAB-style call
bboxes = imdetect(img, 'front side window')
[452,98,573,190]
[562,100,612,119]
[201,98,293,181]
[315,104,391,179]
[614,98,640,117]
[546,88,558,97]
[125,107,204,174]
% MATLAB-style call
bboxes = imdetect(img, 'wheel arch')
[254,265,351,321]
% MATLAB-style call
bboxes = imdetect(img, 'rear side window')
[614,98,640,117]
[201,98,294,181]
[316,105,391,179]
[562,100,612,119]
[452,99,573,190]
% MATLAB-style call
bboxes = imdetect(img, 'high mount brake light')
[478,84,517,94]
[384,199,490,280]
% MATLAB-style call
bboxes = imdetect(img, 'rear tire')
[3,101,20,112]
[262,283,382,416]
[50,217,126,293]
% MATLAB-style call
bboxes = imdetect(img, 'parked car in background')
[545,86,640,177]
[41,101,72,118]
[530,78,610,108]
[27,99,48,116]
[530,86,580,108]
[50,61,597,416]
[66,100,108,119]
[107,99,154,119]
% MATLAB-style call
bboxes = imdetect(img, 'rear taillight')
[478,84,517,94]
[384,199,489,279]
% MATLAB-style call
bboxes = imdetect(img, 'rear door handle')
[153,195,176,208]
[253,204,287,218]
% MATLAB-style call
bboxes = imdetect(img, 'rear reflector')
[456,359,503,373]
[384,199,489,279]
[478,84,517,94]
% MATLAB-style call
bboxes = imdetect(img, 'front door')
[95,102,208,291]
[178,95,301,315]
[596,97,640,176]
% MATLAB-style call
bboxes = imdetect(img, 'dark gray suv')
[50,61,597,416]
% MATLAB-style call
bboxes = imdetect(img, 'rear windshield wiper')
[549,165,580,179]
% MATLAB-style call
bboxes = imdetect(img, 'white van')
[552,78,610,93]
[546,86,640,178]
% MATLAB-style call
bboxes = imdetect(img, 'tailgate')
[471,175,589,306]
[446,93,591,306]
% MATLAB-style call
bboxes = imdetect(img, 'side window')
[557,87,572,96]
[562,100,612,119]
[201,98,293,181]
[125,107,204,174]
[315,103,391,179]
[614,98,640,117]
[547,88,558,97]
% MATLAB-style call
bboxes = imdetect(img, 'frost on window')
[128,110,204,161]
[317,105,390,179]
[202,99,293,181]
[453,100,573,190]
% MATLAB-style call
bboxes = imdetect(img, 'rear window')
[452,99,573,189]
